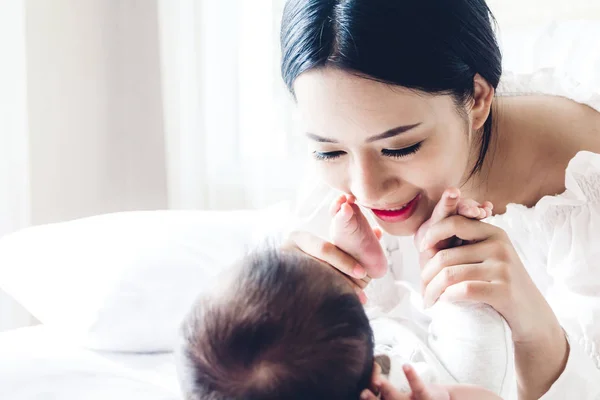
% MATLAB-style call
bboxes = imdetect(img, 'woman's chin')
[375,217,423,237]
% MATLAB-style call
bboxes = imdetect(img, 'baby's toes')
[332,202,360,235]
[329,194,347,217]
[458,203,481,218]
[482,201,494,218]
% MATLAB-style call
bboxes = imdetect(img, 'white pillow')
[0,204,291,352]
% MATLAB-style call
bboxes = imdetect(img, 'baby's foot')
[329,195,388,279]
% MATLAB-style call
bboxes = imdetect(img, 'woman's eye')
[312,151,345,161]
[381,142,422,158]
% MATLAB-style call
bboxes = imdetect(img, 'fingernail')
[420,238,429,252]
[448,191,458,199]
[359,291,368,304]
[353,265,367,279]
[360,391,369,400]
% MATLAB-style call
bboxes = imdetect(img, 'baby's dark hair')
[176,245,374,400]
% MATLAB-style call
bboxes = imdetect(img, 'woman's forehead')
[294,67,421,106]
[293,68,453,138]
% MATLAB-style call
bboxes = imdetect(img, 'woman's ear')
[470,74,495,131]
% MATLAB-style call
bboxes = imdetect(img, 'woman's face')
[294,67,477,236]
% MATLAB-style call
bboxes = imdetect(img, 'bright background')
[1,0,599,330]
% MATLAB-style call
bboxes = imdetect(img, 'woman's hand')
[282,230,374,304]
[419,213,557,342]
[414,188,493,262]
[283,189,491,303]
[417,196,569,399]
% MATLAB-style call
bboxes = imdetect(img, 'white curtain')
[1,0,599,334]
[157,0,308,211]
[0,0,33,331]
[0,0,307,332]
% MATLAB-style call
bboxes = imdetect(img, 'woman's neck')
[460,96,558,215]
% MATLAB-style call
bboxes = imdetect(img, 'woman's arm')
[512,325,569,399]
[535,330,600,399]
[418,215,581,399]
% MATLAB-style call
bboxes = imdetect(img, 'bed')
[0,325,179,399]
[0,205,290,399]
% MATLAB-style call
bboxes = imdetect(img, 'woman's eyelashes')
[381,141,422,158]
[312,150,345,161]
[312,142,423,161]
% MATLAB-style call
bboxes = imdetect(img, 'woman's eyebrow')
[305,123,421,143]
[365,123,421,143]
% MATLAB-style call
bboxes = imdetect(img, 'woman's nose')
[349,157,399,205]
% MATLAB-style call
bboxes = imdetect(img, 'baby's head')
[176,245,375,400]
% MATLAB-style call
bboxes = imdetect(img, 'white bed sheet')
[0,325,182,400]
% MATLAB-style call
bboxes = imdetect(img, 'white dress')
[288,68,600,399]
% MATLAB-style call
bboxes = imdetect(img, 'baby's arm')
[446,385,503,400]
[361,364,503,400]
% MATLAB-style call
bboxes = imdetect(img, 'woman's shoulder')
[489,151,600,248]
[534,151,600,214]
[498,66,600,150]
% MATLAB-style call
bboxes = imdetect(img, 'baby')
[176,246,375,399]
[175,245,505,400]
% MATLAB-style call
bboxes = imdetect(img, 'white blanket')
[0,325,181,400]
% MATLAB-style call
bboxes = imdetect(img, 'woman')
[280,0,600,399]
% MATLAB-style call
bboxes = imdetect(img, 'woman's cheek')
[317,162,347,190]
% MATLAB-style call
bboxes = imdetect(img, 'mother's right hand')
[282,230,372,304]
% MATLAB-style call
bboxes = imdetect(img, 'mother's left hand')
[418,215,571,399]
[419,214,557,343]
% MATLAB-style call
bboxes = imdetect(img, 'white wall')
[0,0,169,332]
[25,0,168,226]
[488,0,600,28]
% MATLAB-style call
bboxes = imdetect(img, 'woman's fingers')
[284,230,370,303]
[423,263,492,307]
[287,231,366,279]
[420,216,499,251]
[438,281,502,306]
[429,188,461,225]
[420,241,490,287]
[414,189,460,251]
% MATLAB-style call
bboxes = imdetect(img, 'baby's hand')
[360,364,450,400]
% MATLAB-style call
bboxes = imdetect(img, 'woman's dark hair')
[280,0,502,175]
